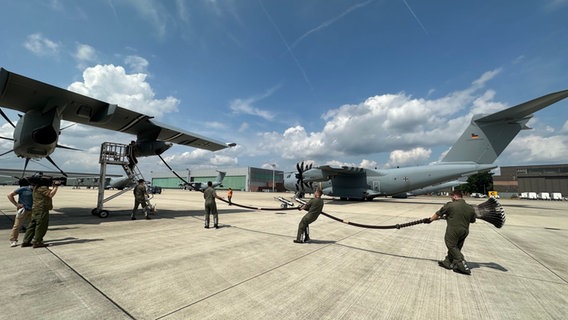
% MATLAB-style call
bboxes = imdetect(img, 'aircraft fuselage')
[285,162,495,200]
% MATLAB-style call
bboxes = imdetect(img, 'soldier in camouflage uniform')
[294,189,324,243]
[430,190,476,275]
[132,179,150,220]
[203,181,219,229]
[21,180,60,248]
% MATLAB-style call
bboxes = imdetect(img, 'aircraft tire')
[91,208,98,216]
[98,210,110,218]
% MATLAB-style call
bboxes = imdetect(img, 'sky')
[1,0,568,178]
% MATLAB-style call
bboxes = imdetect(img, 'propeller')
[294,161,313,192]
[0,108,16,128]
[0,107,76,176]
[46,156,68,177]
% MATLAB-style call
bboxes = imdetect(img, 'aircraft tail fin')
[442,89,568,164]
[216,171,226,183]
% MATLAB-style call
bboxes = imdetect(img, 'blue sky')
[1,0,567,176]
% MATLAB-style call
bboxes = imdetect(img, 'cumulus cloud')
[386,147,432,168]
[23,33,59,56]
[21,64,187,173]
[252,69,566,167]
[161,147,238,169]
[67,64,179,117]
[506,135,568,163]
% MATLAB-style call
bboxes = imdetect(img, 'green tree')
[456,171,494,195]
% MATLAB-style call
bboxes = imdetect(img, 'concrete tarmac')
[1,186,567,320]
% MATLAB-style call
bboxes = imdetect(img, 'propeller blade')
[0,108,16,128]
[22,158,30,178]
[45,156,68,177]
[0,149,14,157]
[56,144,82,151]
[0,136,14,141]
[60,123,76,131]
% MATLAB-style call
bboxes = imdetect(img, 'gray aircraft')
[181,171,226,191]
[0,67,235,175]
[285,89,568,200]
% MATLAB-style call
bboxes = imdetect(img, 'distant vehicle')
[488,191,500,198]
[471,193,487,198]
[528,192,538,200]
[551,193,563,201]
[538,192,551,200]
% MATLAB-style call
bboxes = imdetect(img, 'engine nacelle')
[13,109,61,158]
[301,169,326,182]
[133,140,172,157]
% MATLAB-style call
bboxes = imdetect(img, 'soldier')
[203,181,219,229]
[7,178,33,247]
[429,190,476,275]
[227,188,233,205]
[21,179,60,248]
[132,179,150,220]
[294,189,324,243]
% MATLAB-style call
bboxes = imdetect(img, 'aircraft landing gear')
[91,208,110,218]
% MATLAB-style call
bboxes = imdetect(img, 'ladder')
[92,142,145,218]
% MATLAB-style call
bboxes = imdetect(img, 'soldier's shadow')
[468,262,508,271]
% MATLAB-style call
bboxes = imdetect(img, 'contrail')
[403,0,429,35]
[258,0,313,90]
[291,0,375,49]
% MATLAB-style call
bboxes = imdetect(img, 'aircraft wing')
[0,68,229,151]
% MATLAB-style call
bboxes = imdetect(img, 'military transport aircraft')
[181,171,226,191]
[0,67,234,175]
[285,89,568,200]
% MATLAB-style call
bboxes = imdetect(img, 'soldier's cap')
[138,179,145,183]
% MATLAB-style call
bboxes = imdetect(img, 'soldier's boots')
[438,259,453,270]
[453,260,471,275]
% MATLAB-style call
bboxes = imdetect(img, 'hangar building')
[493,164,568,197]
[150,167,284,192]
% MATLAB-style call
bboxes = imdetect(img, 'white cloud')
[23,33,59,56]
[252,69,567,168]
[67,64,178,117]
[74,43,98,68]
[229,86,280,121]
[561,120,568,133]
[75,43,97,62]
[161,147,237,169]
[124,55,149,73]
[386,147,432,168]
[506,135,568,163]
